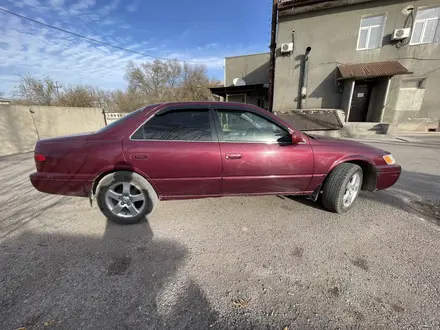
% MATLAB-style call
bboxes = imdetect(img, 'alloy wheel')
[105,182,146,218]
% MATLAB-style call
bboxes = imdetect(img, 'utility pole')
[268,0,278,112]
[54,82,62,96]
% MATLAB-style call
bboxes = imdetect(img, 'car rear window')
[96,105,156,133]
[131,109,212,141]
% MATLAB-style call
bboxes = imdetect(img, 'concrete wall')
[0,105,106,156]
[0,105,40,156]
[274,0,440,128]
[225,53,270,86]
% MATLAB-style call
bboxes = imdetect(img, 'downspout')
[267,0,278,112]
[345,80,356,122]
[380,77,391,123]
[299,46,311,109]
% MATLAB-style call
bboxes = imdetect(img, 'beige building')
[213,0,440,132]
[275,0,440,131]
[210,52,270,109]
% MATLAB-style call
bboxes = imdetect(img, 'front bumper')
[375,164,401,190]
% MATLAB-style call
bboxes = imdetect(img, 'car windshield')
[96,105,156,133]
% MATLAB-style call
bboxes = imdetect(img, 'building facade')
[210,53,270,109]
[275,0,440,131]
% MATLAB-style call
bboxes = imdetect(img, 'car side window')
[132,109,212,141]
[216,110,289,143]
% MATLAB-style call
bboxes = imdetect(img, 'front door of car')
[124,108,222,198]
[214,108,314,195]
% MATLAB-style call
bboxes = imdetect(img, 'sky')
[0,0,272,96]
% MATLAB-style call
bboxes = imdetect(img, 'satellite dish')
[233,78,246,86]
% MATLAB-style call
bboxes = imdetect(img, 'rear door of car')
[212,105,314,195]
[124,106,222,198]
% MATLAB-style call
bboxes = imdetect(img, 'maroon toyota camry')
[30,102,401,224]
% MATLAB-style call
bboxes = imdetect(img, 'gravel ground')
[1,137,440,330]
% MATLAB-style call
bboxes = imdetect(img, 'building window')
[410,7,440,45]
[357,15,385,50]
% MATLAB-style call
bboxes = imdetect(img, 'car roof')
[142,101,259,109]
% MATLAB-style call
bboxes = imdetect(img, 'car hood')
[308,134,388,155]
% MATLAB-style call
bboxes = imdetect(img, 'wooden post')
[268,0,278,112]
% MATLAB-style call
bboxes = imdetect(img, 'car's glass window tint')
[133,109,212,141]
[217,110,288,142]
[96,106,154,133]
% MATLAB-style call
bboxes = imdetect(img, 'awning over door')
[209,84,268,97]
[337,61,412,80]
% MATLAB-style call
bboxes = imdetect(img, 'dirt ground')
[1,137,439,329]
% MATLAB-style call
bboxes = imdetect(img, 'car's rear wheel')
[322,163,363,213]
[96,171,158,225]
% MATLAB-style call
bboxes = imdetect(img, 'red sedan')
[30,102,401,224]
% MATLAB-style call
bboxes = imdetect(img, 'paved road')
[1,138,439,330]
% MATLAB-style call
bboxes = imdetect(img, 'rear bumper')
[30,172,92,197]
[375,164,401,190]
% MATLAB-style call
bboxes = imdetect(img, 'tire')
[96,171,158,225]
[322,163,363,213]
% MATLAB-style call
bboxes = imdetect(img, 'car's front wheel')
[96,171,158,225]
[322,163,363,213]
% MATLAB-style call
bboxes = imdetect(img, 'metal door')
[349,84,371,122]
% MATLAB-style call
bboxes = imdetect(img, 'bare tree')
[13,75,58,105]
[178,63,218,101]
[55,85,99,107]
[13,76,107,108]
[11,60,219,111]
[125,59,216,103]
[125,59,183,102]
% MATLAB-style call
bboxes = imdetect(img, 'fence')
[105,112,127,124]
[0,105,107,156]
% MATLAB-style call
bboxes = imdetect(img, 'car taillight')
[35,154,46,162]
[34,153,46,171]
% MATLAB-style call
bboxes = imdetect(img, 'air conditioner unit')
[392,28,411,40]
[281,43,293,54]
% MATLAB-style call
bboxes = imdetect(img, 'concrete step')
[340,122,389,138]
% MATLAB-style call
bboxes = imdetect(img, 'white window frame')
[356,15,386,51]
[410,6,440,45]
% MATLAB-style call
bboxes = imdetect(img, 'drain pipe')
[299,46,312,109]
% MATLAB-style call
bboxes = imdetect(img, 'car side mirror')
[291,132,304,144]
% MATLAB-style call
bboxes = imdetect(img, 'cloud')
[0,10,228,95]
[70,0,96,12]
[126,1,139,12]
[100,18,118,26]
[49,0,64,6]
[98,0,120,16]
[20,0,41,7]
[0,2,267,95]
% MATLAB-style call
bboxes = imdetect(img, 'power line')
[0,7,220,64]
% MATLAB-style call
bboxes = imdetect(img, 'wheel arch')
[326,157,377,191]
[92,167,159,196]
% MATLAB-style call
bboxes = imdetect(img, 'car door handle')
[131,153,149,160]
[225,153,242,160]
